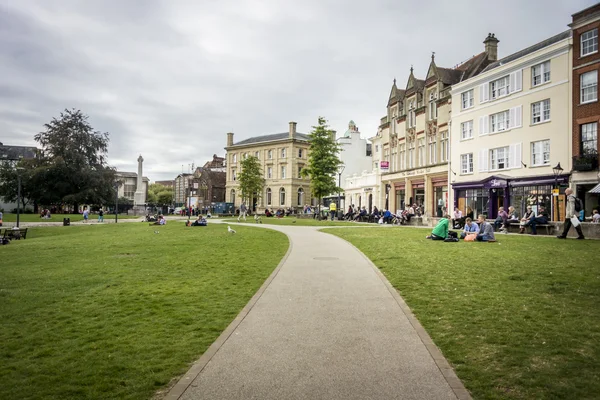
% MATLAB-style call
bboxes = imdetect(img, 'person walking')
[238,202,247,222]
[557,188,585,240]
[82,207,89,223]
[329,201,337,221]
[98,209,104,223]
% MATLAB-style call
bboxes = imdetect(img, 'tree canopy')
[237,156,265,203]
[147,183,174,206]
[0,109,116,210]
[301,117,342,206]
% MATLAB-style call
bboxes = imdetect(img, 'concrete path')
[167,225,470,400]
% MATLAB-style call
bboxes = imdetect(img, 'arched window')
[297,188,304,206]
[266,188,272,206]
[230,189,235,205]
[279,188,286,206]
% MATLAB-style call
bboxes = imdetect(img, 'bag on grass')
[444,238,459,242]
[464,233,477,242]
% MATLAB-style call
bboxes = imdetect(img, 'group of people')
[427,214,496,242]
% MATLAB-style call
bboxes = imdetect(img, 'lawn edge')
[320,228,473,400]
[160,231,293,400]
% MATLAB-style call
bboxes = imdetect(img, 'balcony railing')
[572,154,598,172]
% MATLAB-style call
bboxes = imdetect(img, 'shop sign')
[380,161,389,171]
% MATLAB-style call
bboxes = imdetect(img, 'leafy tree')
[0,159,37,209]
[31,109,116,209]
[237,156,265,204]
[301,117,342,210]
[147,183,173,206]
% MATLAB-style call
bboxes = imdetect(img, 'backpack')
[574,197,583,213]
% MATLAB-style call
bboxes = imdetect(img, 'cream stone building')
[375,38,495,217]
[225,122,314,212]
[449,30,572,221]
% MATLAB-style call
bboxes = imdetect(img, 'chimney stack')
[226,132,234,147]
[289,121,297,139]
[330,130,337,141]
[483,33,499,62]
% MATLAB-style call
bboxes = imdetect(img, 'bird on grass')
[154,231,160,234]
[228,226,236,234]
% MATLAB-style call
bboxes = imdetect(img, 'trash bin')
[63,218,70,226]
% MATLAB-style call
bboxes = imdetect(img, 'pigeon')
[154,231,160,234]
[228,226,236,234]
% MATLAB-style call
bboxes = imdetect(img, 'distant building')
[115,171,149,203]
[154,180,174,188]
[225,122,314,212]
[337,120,373,211]
[173,173,194,207]
[0,143,38,211]
[202,154,226,172]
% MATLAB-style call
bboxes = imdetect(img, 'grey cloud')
[0,0,595,180]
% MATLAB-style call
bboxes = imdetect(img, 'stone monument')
[132,155,147,215]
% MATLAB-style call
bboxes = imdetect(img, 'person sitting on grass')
[476,214,495,242]
[191,216,207,226]
[460,217,479,239]
[152,215,166,225]
[265,209,273,217]
[426,214,452,240]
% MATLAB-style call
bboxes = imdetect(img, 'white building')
[449,30,572,221]
[345,170,381,213]
[337,121,372,184]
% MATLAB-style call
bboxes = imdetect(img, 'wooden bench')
[4,228,28,240]
[505,221,553,235]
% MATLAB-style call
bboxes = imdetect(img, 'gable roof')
[387,81,405,106]
[481,30,571,73]
[233,132,310,146]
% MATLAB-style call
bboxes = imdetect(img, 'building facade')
[344,170,380,213]
[225,122,314,212]
[570,4,600,212]
[115,171,149,203]
[376,39,494,216]
[449,30,572,221]
[336,120,372,210]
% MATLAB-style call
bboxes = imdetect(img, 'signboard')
[380,161,389,171]
[552,188,559,197]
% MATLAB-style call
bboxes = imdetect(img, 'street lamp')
[552,162,563,221]
[113,180,121,223]
[337,165,345,220]
[15,167,25,228]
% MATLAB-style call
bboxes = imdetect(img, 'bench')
[4,228,28,240]
[505,221,553,235]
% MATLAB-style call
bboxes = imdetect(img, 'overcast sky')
[1,0,594,181]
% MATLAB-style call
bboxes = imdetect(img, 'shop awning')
[589,183,600,194]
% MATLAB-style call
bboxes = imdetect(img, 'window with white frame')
[281,148,286,158]
[268,150,273,159]
[461,89,474,110]
[581,123,598,155]
[440,131,448,162]
[281,165,286,179]
[461,120,473,140]
[267,166,272,178]
[298,165,303,178]
[399,143,406,170]
[429,92,437,120]
[531,61,550,86]
[254,151,260,159]
[266,188,272,205]
[391,147,397,171]
[232,168,237,180]
[531,99,550,124]
[581,28,598,57]
[460,153,473,174]
[428,135,437,165]
[279,188,286,206]
[581,71,598,104]
[490,76,509,99]
[298,149,303,158]
[418,138,425,167]
[490,110,510,133]
[408,101,415,128]
[232,154,237,163]
[531,140,550,166]
[297,188,304,206]
[408,140,415,168]
[243,153,248,159]
[375,144,379,152]
[490,147,509,170]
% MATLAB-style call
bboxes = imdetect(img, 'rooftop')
[233,132,310,146]
[0,145,38,160]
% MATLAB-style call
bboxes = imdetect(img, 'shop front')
[453,174,569,221]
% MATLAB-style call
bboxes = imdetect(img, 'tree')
[0,159,37,209]
[31,109,116,209]
[237,156,265,205]
[147,183,173,206]
[301,117,343,210]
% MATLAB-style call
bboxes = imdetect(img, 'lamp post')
[113,181,120,223]
[337,165,345,220]
[552,162,563,221]
[16,167,24,228]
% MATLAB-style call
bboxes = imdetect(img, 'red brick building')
[571,3,600,210]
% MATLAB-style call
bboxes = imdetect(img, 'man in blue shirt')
[382,209,393,224]
[460,217,479,239]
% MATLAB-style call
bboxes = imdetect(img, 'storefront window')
[395,189,406,212]
[509,185,552,218]
[434,186,447,217]
[458,189,489,219]
[413,189,425,213]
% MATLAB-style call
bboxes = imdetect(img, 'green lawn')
[325,227,600,400]
[1,213,139,223]
[221,217,355,226]
[0,223,288,400]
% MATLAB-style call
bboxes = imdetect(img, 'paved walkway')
[167,224,469,400]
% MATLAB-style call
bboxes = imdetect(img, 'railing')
[572,154,598,171]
